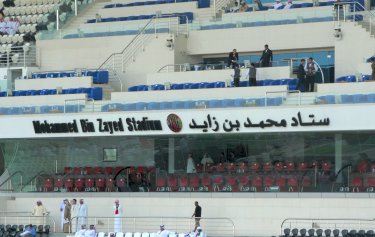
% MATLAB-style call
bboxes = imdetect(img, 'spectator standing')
[371,60,375,81]
[71,199,79,232]
[244,63,257,86]
[296,59,306,91]
[113,200,123,233]
[187,153,196,173]
[192,201,202,232]
[228,49,239,68]
[77,199,88,228]
[32,201,48,226]
[304,57,318,92]
[201,152,214,165]
[232,66,241,87]
[63,199,71,233]
[95,13,102,23]
[260,44,273,67]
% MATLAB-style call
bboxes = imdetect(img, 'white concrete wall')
[147,66,291,85]
[15,77,93,90]
[357,62,373,75]
[317,81,375,94]
[334,22,375,78]
[111,85,288,102]
[0,94,87,106]
[2,194,375,236]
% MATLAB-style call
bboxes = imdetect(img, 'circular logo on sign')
[167,114,183,133]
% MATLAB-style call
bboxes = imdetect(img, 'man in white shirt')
[157,225,169,237]
[113,200,123,233]
[201,153,214,165]
[229,2,240,12]
[271,0,283,9]
[283,0,293,9]
[75,225,87,237]
[77,199,88,228]
[186,153,196,173]
[84,225,96,237]
[71,199,79,232]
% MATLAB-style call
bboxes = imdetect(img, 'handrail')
[21,170,50,191]
[0,170,23,190]
[64,98,94,113]
[265,90,301,106]
[0,214,56,232]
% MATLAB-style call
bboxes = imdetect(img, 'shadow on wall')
[0,146,4,175]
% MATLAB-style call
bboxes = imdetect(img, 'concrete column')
[335,133,343,182]
[168,138,175,174]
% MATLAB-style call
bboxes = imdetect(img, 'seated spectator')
[230,2,240,12]
[75,225,87,237]
[253,0,268,10]
[201,152,214,165]
[239,1,249,11]
[270,0,283,9]
[20,225,36,237]
[84,225,96,237]
[95,13,102,23]
[284,0,293,9]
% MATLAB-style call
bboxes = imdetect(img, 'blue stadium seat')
[128,85,139,92]
[124,103,137,111]
[184,101,194,109]
[271,80,281,85]
[208,100,222,108]
[352,94,367,103]
[160,101,173,110]
[89,87,103,100]
[171,84,184,90]
[341,94,353,103]
[137,85,149,91]
[263,80,273,86]
[0,107,8,114]
[234,98,245,107]
[267,97,283,106]
[104,4,115,8]
[222,99,235,107]
[301,2,313,7]
[199,82,209,89]
[256,98,266,107]
[239,81,249,87]
[0,91,7,97]
[214,81,225,88]
[151,84,165,90]
[147,102,160,110]
[290,3,301,8]
[136,102,148,110]
[9,107,22,114]
[22,106,36,114]
[65,105,83,113]
[367,94,375,103]
[182,83,193,89]
[190,83,200,89]
[317,95,336,104]
[256,80,264,86]
[362,75,371,81]
[171,101,185,109]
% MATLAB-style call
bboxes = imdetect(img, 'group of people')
[0,17,20,36]
[296,57,318,92]
[228,0,294,12]
[228,45,272,87]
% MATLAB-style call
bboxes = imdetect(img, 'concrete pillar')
[335,133,343,182]
[168,138,175,174]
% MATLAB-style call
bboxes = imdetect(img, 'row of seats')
[101,97,284,112]
[31,70,109,84]
[86,12,194,24]
[14,0,60,7]
[336,74,371,82]
[0,34,26,44]
[0,104,85,115]
[63,166,153,175]
[104,0,197,8]
[155,173,314,192]
[0,87,103,100]
[128,79,299,91]
[4,4,58,16]
[283,228,374,237]
[95,232,185,237]
[317,93,375,104]
[4,14,48,24]
[201,17,333,30]
[63,28,169,39]
[42,177,124,192]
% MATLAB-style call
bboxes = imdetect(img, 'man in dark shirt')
[228,49,239,68]
[260,44,273,67]
[192,201,202,232]
[296,59,306,91]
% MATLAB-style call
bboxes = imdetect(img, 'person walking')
[32,200,48,226]
[113,200,123,233]
[191,201,202,232]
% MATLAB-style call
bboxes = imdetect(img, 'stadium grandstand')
[1,0,375,236]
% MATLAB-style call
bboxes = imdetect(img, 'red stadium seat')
[205,163,215,173]
[287,176,298,192]
[274,162,284,173]
[189,175,200,191]
[216,163,226,173]
[351,176,363,192]
[167,176,178,191]
[226,163,236,173]
[251,175,263,192]
[311,161,320,170]
[64,167,72,175]
[366,177,375,192]
[65,178,74,192]
[95,178,105,192]
[104,167,114,175]
[84,167,92,175]
[43,178,53,192]
[84,178,95,191]
[301,175,312,192]
[201,175,211,191]
[73,167,82,175]
[225,176,238,192]
[114,166,124,175]
[249,162,261,173]
[127,166,136,175]
[212,175,224,192]
[93,167,103,175]
[74,178,85,192]
[285,161,296,173]
[196,163,203,173]
[239,175,250,191]
[275,176,286,191]
[116,177,127,191]
[298,162,310,173]
[357,160,369,173]
[263,176,274,191]
[262,161,272,173]
[322,161,332,173]
[105,178,114,192]
[156,176,167,191]
[237,162,248,173]
[178,175,189,191]
[54,178,63,191]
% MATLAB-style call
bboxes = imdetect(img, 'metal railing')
[64,98,94,113]
[0,214,56,232]
[0,44,37,68]
[69,216,235,236]
[265,90,301,106]
[281,218,375,235]
[0,171,23,192]
[20,171,50,192]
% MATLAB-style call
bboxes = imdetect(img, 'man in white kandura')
[75,225,87,237]
[84,225,96,237]
[71,199,79,232]
[77,199,88,228]
[113,200,123,232]
[157,225,169,237]
[59,199,65,230]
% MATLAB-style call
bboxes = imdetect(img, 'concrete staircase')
[283,92,317,106]
[357,21,375,38]
[62,0,112,30]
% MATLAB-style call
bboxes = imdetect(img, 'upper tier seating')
[104,0,210,9]
[31,70,109,84]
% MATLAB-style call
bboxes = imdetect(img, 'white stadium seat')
[116,232,124,237]
[22,42,30,53]
[18,35,25,44]
[134,232,142,237]
[0,44,6,54]
[12,53,20,64]
[98,233,105,237]
[169,233,177,237]
[149,233,157,237]
[125,233,133,237]
[141,233,150,237]
[0,35,8,45]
